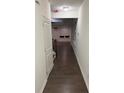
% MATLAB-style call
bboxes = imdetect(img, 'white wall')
[72,0,89,90]
[35,0,51,93]
[41,0,51,19]
[51,10,79,18]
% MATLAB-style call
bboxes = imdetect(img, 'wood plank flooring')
[43,42,88,93]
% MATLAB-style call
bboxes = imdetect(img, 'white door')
[42,18,53,76]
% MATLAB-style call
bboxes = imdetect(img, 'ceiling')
[49,0,84,12]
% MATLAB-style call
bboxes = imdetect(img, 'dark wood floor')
[43,42,88,93]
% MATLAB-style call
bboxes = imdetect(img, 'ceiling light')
[60,5,71,11]
[63,6,69,11]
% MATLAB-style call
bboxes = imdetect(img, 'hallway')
[35,0,89,93]
[43,42,88,93]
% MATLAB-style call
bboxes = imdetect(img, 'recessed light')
[60,5,71,11]
[63,6,69,11]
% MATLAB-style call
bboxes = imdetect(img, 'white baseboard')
[40,78,47,93]
[40,63,54,93]
[71,43,89,90]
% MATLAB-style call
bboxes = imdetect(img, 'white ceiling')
[49,0,84,12]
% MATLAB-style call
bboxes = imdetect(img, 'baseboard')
[40,78,47,93]
[75,53,89,90]
[71,43,89,91]
[50,63,54,75]
[40,63,54,93]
